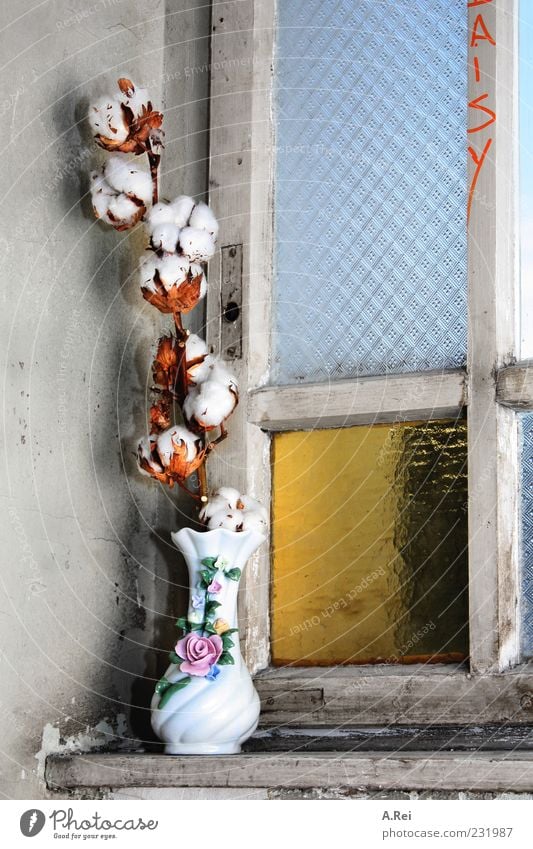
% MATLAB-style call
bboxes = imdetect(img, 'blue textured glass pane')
[273,0,467,383]
[520,413,533,657]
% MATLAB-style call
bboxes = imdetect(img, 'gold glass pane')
[271,419,468,666]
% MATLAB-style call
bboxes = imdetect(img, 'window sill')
[254,663,533,726]
[46,749,533,795]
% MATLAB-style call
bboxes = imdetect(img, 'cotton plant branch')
[145,138,160,206]
[88,77,268,534]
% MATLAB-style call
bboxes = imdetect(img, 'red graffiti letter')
[468,93,496,133]
[468,0,493,8]
[467,138,493,223]
[470,14,496,47]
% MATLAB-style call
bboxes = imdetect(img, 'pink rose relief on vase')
[176,633,223,677]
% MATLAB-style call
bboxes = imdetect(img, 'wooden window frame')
[205,0,533,725]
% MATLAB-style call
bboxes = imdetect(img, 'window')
[205,0,533,724]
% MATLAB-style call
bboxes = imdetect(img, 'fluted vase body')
[151,527,264,754]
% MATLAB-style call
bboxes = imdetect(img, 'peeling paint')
[36,714,129,783]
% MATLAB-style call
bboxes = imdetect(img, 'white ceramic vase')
[151,526,264,754]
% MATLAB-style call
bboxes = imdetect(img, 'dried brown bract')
[152,335,179,390]
[149,400,171,434]
[141,269,205,315]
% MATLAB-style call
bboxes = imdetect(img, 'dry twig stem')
[145,141,159,206]
[173,312,189,406]
[197,461,208,502]
[175,474,202,501]
[207,424,228,451]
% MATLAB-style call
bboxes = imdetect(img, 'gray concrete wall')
[0,0,210,799]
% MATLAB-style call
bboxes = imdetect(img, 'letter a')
[470,14,496,47]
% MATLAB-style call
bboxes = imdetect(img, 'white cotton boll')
[91,174,114,220]
[240,495,269,522]
[189,261,204,277]
[187,350,210,385]
[150,222,180,253]
[189,262,207,298]
[199,494,233,522]
[137,435,163,475]
[170,195,196,228]
[104,155,152,205]
[88,98,111,134]
[123,170,152,206]
[107,194,139,222]
[200,486,248,521]
[157,254,190,291]
[188,353,215,384]
[90,171,115,219]
[90,170,114,196]
[241,509,269,534]
[208,361,238,391]
[138,435,151,460]
[186,333,208,362]
[119,83,150,117]
[179,227,216,262]
[147,202,176,228]
[156,425,198,466]
[190,355,237,391]
[92,190,112,221]
[216,486,242,507]
[91,168,145,229]
[182,386,198,422]
[183,380,236,428]
[104,155,135,190]
[139,254,158,291]
[89,97,129,142]
[188,202,219,238]
[207,508,244,532]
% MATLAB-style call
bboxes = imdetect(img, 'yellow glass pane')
[271,419,468,666]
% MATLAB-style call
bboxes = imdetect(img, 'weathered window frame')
[206,0,533,725]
